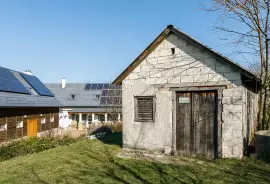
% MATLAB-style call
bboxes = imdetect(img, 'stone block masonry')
[123,34,242,89]
[221,87,244,158]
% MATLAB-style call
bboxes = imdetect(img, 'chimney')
[61,77,66,89]
[24,70,33,75]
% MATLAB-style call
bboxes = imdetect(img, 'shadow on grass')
[96,132,123,147]
[21,136,270,184]
[55,141,270,184]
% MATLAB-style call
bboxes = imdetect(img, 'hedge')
[0,136,78,161]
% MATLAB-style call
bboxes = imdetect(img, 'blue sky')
[0,0,243,83]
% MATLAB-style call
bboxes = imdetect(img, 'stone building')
[113,25,259,158]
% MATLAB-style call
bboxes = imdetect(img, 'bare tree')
[203,0,270,130]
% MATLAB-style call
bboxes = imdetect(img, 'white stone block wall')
[122,81,173,153]
[124,34,242,89]
[221,87,245,158]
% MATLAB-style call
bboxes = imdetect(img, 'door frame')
[171,86,225,158]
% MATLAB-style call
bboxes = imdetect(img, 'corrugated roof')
[0,67,61,107]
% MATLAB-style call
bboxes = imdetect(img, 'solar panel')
[97,84,104,89]
[20,73,55,97]
[85,84,91,90]
[103,84,109,89]
[0,67,31,94]
[85,83,111,90]
[91,84,97,89]
[102,89,108,96]
[100,84,122,106]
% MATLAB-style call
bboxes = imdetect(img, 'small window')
[17,121,23,128]
[41,118,46,124]
[96,94,100,99]
[82,114,87,122]
[134,96,155,122]
[0,123,7,131]
[50,116,54,122]
[70,94,75,100]
[88,115,92,122]
[171,48,175,55]
[98,114,105,122]
[72,114,76,121]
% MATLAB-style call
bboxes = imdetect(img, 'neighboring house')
[113,25,259,158]
[46,79,122,129]
[0,67,61,142]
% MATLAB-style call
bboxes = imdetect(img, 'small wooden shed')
[113,25,259,158]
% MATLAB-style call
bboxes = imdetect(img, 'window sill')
[134,119,155,123]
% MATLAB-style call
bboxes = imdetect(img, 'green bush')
[0,136,78,161]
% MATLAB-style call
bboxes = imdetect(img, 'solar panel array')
[0,67,31,94]
[100,85,122,106]
[21,73,55,97]
[85,83,110,90]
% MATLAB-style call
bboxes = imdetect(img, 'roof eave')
[113,26,172,85]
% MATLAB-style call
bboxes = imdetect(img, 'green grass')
[0,133,269,184]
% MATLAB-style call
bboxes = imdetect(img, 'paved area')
[118,151,193,165]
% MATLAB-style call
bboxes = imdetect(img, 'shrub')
[0,136,78,161]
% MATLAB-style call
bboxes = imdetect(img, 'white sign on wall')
[179,97,190,104]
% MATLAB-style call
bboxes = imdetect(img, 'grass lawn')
[0,133,269,184]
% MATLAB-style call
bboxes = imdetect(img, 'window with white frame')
[82,114,87,122]
[41,118,46,124]
[0,123,7,131]
[17,121,23,128]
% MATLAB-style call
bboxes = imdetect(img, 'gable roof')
[46,83,122,108]
[0,67,61,107]
[113,25,259,85]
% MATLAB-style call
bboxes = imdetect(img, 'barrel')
[256,130,270,161]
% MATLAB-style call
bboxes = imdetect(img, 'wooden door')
[176,91,217,158]
[27,119,38,137]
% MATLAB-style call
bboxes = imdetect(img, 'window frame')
[50,116,54,122]
[17,120,23,128]
[134,96,155,122]
[0,123,7,131]
[41,118,46,124]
